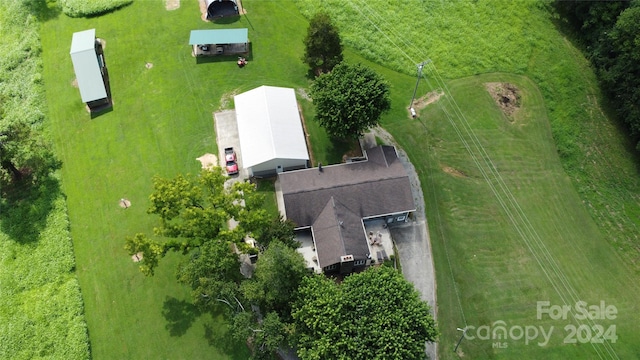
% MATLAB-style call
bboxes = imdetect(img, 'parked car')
[224,147,237,162]
[225,147,238,175]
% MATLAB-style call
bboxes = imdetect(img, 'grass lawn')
[40,0,312,358]
[39,0,640,359]
[384,72,640,358]
[295,1,640,358]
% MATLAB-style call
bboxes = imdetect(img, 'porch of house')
[294,228,322,273]
[363,219,394,265]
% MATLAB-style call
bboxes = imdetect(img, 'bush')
[59,0,133,17]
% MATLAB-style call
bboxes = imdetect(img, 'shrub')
[59,0,133,18]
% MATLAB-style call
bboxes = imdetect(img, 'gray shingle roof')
[279,145,416,267]
[312,197,369,268]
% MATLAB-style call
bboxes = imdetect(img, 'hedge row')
[59,0,133,18]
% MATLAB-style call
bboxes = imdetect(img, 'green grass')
[0,1,90,358]
[0,179,90,359]
[388,73,640,358]
[38,0,640,358]
[294,0,640,358]
[298,97,360,166]
[256,179,278,218]
[40,0,312,358]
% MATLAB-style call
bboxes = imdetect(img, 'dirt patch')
[166,0,179,10]
[145,62,153,69]
[119,198,131,209]
[71,78,78,88]
[409,89,444,118]
[341,140,364,162]
[198,0,208,20]
[442,166,467,178]
[196,153,218,170]
[296,88,311,101]
[485,82,521,120]
[219,90,239,110]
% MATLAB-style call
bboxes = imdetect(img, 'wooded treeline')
[556,0,640,149]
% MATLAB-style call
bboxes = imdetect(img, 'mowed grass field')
[294,0,640,358]
[38,0,640,359]
[384,73,640,358]
[40,0,311,358]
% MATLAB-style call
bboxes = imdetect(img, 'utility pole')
[409,60,431,118]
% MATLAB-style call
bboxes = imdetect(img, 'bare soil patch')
[219,90,239,110]
[166,0,179,10]
[119,198,131,209]
[196,153,218,170]
[442,166,467,178]
[485,82,521,120]
[409,90,444,118]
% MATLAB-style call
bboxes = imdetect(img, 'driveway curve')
[361,127,438,360]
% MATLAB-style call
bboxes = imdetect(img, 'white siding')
[70,29,107,103]
[234,86,309,174]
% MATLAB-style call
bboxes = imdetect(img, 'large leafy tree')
[241,240,309,319]
[0,111,59,188]
[232,240,307,360]
[292,266,438,360]
[255,215,298,250]
[176,239,244,309]
[554,0,630,45]
[594,4,640,147]
[125,168,270,276]
[555,0,640,149]
[303,12,343,75]
[310,62,391,139]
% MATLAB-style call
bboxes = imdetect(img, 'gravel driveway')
[362,127,439,360]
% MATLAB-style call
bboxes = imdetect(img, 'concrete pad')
[213,110,248,181]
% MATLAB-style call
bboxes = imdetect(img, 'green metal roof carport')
[189,28,248,45]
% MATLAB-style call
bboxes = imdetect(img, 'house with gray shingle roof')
[276,145,416,274]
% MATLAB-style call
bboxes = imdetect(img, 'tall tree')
[255,215,298,250]
[554,0,630,45]
[125,168,270,276]
[241,240,309,319]
[0,119,58,186]
[303,12,343,75]
[594,4,640,147]
[176,239,244,309]
[292,266,438,360]
[310,62,391,139]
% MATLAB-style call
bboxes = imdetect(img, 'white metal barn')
[70,29,111,112]
[234,86,309,177]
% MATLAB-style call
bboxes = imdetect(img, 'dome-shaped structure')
[206,0,239,20]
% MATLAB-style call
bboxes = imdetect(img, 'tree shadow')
[325,137,363,164]
[0,175,61,244]
[23,0,61,22]
[203,321,249,359]
[161,296,202,337]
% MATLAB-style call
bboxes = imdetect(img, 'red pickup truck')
[224,147,238,175]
